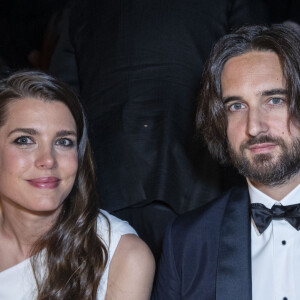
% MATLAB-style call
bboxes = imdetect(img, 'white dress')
[0,210,137,300]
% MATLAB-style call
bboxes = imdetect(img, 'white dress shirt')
[249,181,300,300]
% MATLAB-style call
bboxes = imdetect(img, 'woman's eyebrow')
[7,128,77,138]
[8,128,38,137]
[56,130,77,138]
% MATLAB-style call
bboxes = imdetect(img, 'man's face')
[221,51,300,186]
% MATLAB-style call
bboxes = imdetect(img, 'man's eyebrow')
[261,88,287,96]
[222,96,242,104]
[222,89,288,103]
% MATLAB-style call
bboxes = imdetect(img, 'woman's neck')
[0,200,59,260]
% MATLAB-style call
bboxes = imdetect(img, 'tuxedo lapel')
[216,187,252,300]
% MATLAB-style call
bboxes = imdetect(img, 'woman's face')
[0,97,78,215]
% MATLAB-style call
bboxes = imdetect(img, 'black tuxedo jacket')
[152,187,252,299]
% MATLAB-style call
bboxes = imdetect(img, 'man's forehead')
[222,50,282,75]
[221,51,286,98]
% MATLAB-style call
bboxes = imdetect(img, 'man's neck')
[249,172,300,201]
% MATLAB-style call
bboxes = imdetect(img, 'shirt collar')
[247,179,300,208]
[247,179,300,235]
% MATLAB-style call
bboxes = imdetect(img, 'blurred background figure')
[264,0,300,33]
[48,0,270,261]
[0,0,69,71]
[265,0,299,25]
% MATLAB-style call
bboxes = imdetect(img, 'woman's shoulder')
[96,210,137,250]
[97,209,137,234]
[103,218,155,299]
[96,210,155,299]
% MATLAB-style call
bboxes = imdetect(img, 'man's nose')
[246,107,269,137]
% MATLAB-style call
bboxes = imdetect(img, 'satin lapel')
[216,187,252,300]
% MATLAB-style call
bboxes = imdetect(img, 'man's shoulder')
[154,186,250,298]
[170,186,249,238]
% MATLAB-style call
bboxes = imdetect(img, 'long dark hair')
[196,24,300,164]
[0,71,108,299]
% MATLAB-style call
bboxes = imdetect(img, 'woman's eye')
[13,136,34,145]
[56,138,74,147]
[227,102,245,112]
[269,97,284,105]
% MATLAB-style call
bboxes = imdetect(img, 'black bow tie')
[251,203,300,234]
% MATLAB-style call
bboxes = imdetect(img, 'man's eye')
[56,138,74,147]
[228,103,245,111]
[269,98,284,105]
[13,136,34,145]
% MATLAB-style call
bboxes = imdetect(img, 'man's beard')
[228,135,300,186]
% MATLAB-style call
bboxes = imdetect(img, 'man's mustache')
[240,135,285,151]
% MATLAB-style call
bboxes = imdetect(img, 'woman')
[0,71,155,299]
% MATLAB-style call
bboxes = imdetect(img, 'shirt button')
[282,240,286,245]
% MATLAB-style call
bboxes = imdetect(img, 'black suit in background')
[263,0,300,25]
[49,0,269,260]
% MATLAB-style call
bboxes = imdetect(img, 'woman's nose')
[35,146,57,169]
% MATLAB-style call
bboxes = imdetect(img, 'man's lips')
[27,177,60,189]
[248,143,277,154]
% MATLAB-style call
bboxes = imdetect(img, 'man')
[152,24,300,299]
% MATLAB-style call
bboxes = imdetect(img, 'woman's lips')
[27,177,60,189]
[248,143,277,154]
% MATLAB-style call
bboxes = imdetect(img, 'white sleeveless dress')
[0,210,137,300]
